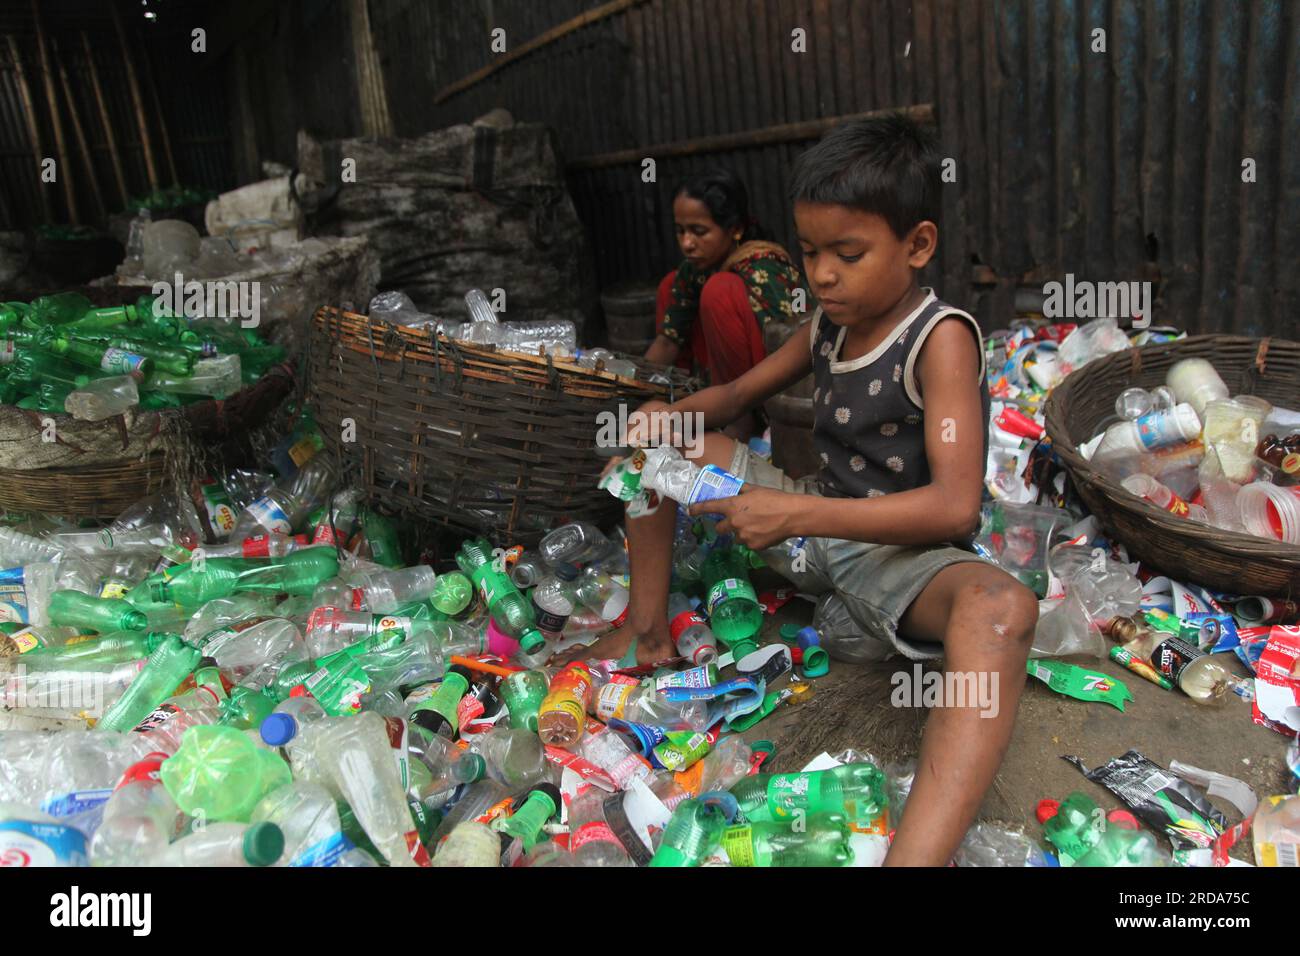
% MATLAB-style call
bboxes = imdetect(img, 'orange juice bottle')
[537,662,593,749]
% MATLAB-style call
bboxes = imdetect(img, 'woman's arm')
[695,318,986,547]
[644,334,680,366]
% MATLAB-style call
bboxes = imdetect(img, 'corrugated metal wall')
[0,19,233,230]
[363,0,1296,338]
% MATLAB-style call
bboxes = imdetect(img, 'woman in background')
[645,169,802,441]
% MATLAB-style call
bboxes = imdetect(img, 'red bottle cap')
[1035,798,1060,824]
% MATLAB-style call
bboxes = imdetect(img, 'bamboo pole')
[82,31,129,208]
[348,0,393,137]
[567,103,937,170]
[54,37,106,220]
[142,42,178,184]
[30,0,79,222]
[5,35,52,223]
[109,0,159,191]
[433,0,649,105]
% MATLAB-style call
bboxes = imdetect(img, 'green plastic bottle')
[63,302,144,333]
[1073,825,1167,867]
[729,763,888,825]
[147,546,339,606]
[26,292,92,326]
[96,336,194,375]
[499,669,549,734]
[218,686,278,730]
[160,724,292,822]
[22,630,166,669]
[721,812,854,867]
[1042,792,1105,866]
[649,799,727,867]
[46,590,148,633]
[455,538,545,653]
[700,547,762,660]
[95,633,201,732]
[7,350,93,390]
[47,337,150,378]
[430,571,473,616]
[361,509,402,567]
[498,783,561,851]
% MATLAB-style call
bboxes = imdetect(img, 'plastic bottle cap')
[554,563,580,582]
[801,646,830,678]
[779,623,800,643]
[243,822,285,867]
[459,752,487,784]
[260,712,298,747]
[525,783,562,818]
[518,627,546,654]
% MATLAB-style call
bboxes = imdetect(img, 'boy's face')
[673,194,736,271]
[794,202,937,326]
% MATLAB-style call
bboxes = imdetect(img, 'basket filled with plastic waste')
[0,292,295,519]
[306,294,695,547]
[1044,334,1300,595]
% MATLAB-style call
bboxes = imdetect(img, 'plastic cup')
[1238,482,1300,544]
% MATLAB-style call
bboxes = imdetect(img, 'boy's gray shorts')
[728,443,991,662]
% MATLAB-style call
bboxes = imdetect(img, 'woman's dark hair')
[674,168,769,241]
[789,112,942,239]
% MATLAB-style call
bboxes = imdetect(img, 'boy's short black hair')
[789,112,942,239]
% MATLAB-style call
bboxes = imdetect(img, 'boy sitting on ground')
[571,114,1039,866]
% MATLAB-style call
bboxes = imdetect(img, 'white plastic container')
[1237,481,1300,544]
[1094,402,1202,460]
[1166,358,1229,419]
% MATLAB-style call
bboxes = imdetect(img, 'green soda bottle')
[431,571,473,616]
[721,812,854,867]
[23,630,166,669]
[147,546,339,606]
[63,302,144,333]
[405,665,472,738]
[1042,792,1104,866]
[160,724,291,822]
[95,633,201,732]
[98,336,194,375]
[1074,825,1167,867]
[8,350,93,390]
[46,590,148,632]
[47,337,151,378]
[26,292,92,326]
[455,538,545,653]
[361,509,402,567]
[498,783,561,851]
[649,799,727,867]
[700,547,763,659]
[218,686,278,730]
[729,763,888,825]
[500,669,549,734]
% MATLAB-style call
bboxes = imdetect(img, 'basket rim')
[313,306,692,395]
[1043,334,1300,563]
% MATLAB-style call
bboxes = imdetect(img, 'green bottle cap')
[518,627,546,654]
[459,752,487,784]
[779,623,800,643]
[242,822,285,866]
[801,646,830,677]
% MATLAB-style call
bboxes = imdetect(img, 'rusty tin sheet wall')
[384,0,1295,338]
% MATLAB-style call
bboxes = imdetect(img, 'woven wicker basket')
[0,364,296,520]
[1044,335,1300,596]
[307,307,696,547]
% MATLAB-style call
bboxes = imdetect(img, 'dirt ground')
[738,597,1295,862]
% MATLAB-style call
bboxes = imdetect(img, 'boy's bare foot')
[554,614,674,666]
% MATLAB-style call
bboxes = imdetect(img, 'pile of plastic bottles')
[0,291,285,417]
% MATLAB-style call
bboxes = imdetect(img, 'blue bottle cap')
[260,712,299,747]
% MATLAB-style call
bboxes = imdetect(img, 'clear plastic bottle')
[531,563,579,637]
[89,757,185,867]
[311,711,429,866]
[152,821,284,867]
[63,376,139,421]
[352,565,438,614]
[232,454,337,538]
[594,676,709,731]
[509,551,549,589]
[539,522,614,567]
[1121,473,1209,522]
[568,783,632,867]
[144,354,242,399]
[575,566,630,623]
[407,722,485,807]
[0,525,62,565]
[200,533,307,560]
[577,723,655,790]
[250,781,355,867]
[0,658,144,720]
[668,592,718,665]
[199,617,307,690]
[131,687,225,755]
[470,726,549,791]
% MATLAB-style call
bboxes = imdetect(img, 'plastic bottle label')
[98,581,129,600]
[530,599,570,635]
[100,347,147,376]
[245,497,292,535]
[0,820,88,867]
[655,666,714,691]
[291,830,356,868]
[1151,634,1205,682]
[595,678,638,721]
[687,465,745,506]
[8,627,39,653]
[373,615,413,639]
[652,731,711,771]
[0,341,15,365]
[1134,408,1188,450]
[765,773,817,820]
[720,825,755,867]
[707,577,757,617]
[39,788,113,818]
[669,609,708,642]
[0,567,31,626]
